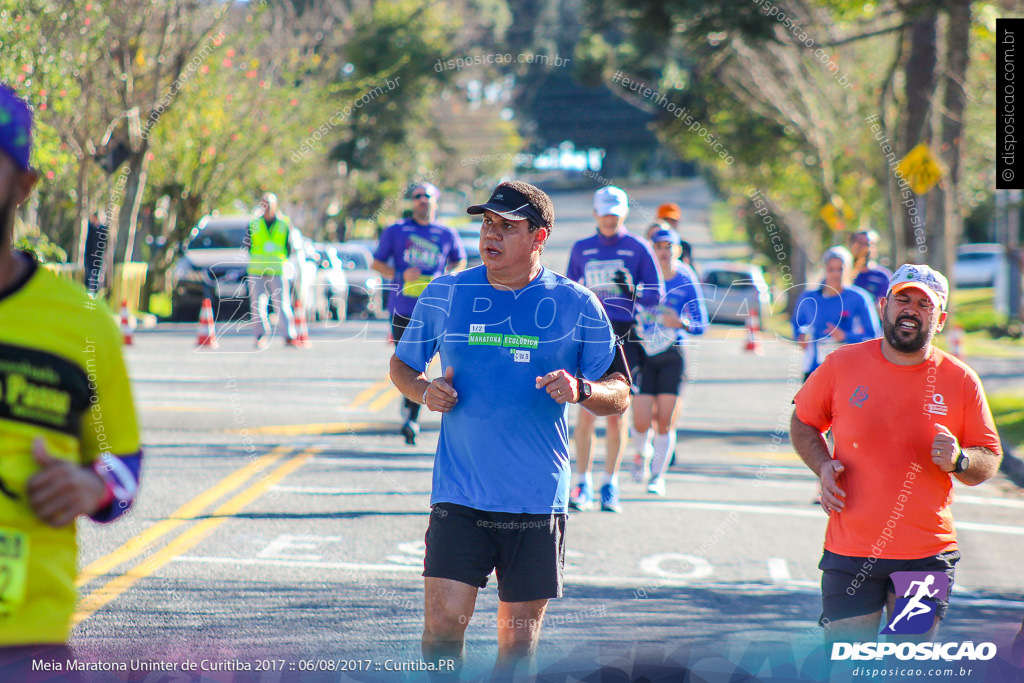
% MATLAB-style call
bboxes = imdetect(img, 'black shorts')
[819,549,960,625]
[391,312,413,344]
[637,346,686,396]
[611,319,643,379]
[423,502,567,602]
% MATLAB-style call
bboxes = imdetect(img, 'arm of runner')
[371,259,397,280]
[390,356,457,413]
[635,247,664,307]
[932,423,1002,485]
[791,411,846,513]
[27,438,110,528]
[536,369,629,416]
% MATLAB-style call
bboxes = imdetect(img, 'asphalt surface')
[65,180,1024,682]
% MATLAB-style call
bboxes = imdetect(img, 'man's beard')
[882,305,932,353]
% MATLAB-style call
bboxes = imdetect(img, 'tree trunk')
[898,14,937,264]
[936,0,970,286]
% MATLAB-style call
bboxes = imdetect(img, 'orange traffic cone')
[120,300,134,346]
[949,325,965,359]
[196,298,219,348]
[289,305,311,348]
[744,310,763,355]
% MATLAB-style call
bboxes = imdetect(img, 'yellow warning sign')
[897,143,943,195]
[819,196,854,231]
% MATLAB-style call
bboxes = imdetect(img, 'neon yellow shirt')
[0,257,140,644]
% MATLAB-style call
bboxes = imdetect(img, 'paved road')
[69,180,1024,681]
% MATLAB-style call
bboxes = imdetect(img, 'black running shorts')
[423,502,567,602]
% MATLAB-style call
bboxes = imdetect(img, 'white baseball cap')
[593,186,629,217]
[887,264,949,310]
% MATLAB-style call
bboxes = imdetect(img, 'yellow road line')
[348,377,391,409]
[77,446,292,585]
[242,421,393,436]
[367,387,401,412]
[73,447,320,626]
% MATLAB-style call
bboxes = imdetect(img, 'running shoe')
[631,453,650,484]
[401,419,419,445]
[568,481,593,511]
[647,475,666,496]
[254,336,270,350]
[600,482,622,513]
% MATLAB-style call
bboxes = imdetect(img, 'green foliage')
[988,392,1024,450]
[14,233,67,264]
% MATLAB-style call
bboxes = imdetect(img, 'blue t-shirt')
[395,266,617,514]
[373,218,466,317]
[791,284,882,374]
[635,263,709,356]
[853,265,892,302]
[566,230,663,323]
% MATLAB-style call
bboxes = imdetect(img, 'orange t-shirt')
[794,340,1002,559]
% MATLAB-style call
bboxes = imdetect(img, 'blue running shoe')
[568,480,593,511]
[600,481,622,513]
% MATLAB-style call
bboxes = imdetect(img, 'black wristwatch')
[953,450,969,474]
[575,379,593,404]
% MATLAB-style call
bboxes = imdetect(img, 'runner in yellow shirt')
[0,84,142,662]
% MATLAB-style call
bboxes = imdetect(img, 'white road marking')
[168,555,1024,608]
[767,557,791,583]
[272,486,368,494]
[258,534,344,561]
[955,520,1024,535]
[655,500,1024,536]
[657,500,822,519]
[954,494,1024,509]
[639,553,714,580]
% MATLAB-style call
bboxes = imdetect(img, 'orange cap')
[657,203,681,220]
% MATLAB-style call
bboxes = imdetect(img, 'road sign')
[897,143,943,195]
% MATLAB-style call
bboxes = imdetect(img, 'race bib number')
[636,306,674,356]
[583,260,630,299]
[0,527,29,615]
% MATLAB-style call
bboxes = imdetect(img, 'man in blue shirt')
[373,183,466,445]
[389,181,631,679]
[566,186,663,512]
[792,246,882,380]
[849,229,892,302]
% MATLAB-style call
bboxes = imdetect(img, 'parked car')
[170,216,251,321]
[308,244,348,321]
[457,226,482,268]
[954,243,1005,288]
[699,261,771,325]
[332,242,384,318]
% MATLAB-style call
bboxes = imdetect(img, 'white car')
[699,261,771,324]
[954,243,1005,288]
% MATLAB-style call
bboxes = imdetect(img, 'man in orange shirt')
[791,264,1002,643]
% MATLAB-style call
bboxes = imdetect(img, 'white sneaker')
[647,475,666,496]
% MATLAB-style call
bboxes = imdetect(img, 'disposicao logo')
[883,571,948,635]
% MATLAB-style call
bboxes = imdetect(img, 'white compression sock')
[600,472,618,487]
[652,432,672,476]
[632,429,652,458]
[576,472,592,487]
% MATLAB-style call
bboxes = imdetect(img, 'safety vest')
[248,215,291,276]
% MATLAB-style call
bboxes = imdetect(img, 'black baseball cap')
[467,184,547,228]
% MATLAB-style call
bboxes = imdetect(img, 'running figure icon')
[887,574,938,630]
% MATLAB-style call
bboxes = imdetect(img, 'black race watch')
[953,451,969,474]
[575,379,593,404]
